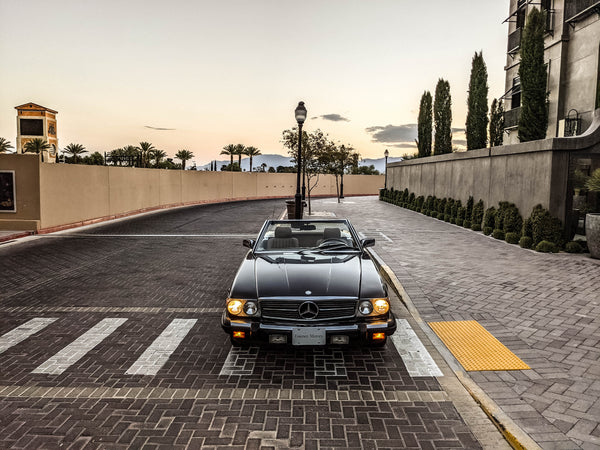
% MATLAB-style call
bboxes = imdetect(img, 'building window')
[511,77,522,109]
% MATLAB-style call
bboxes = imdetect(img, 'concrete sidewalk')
[0,230,33,243]
[314,196,600,450]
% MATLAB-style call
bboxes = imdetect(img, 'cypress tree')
[434,79,453,155]
[518,8,548,142]
[417,91,433,158]
[466,52,489,150]
[489,99,505,147]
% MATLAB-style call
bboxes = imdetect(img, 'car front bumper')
[221,312,397,345]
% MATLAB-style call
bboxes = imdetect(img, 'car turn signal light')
[372,332,386,340]
[233,331,246,339]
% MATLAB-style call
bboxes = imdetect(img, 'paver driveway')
[0,199,508,449]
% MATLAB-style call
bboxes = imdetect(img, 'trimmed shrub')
[444,214,451,222]
[522,217,533,238]
[408,193,415,207]
[466,196,474,221]
[503,204,523,234]
[565,241,583,253]
[444,199,454,218]
[495,201,510,231]
[457,206,466,224]
[463,220,471,228]
[451,200,462,219]
[505,232,520,244]
[575,239,588,253]
[431,211,438,219]
[530,205,564,247]
[472,223,482,232]
[535,240,559,253]
[450,218,457,224]
[492,229,505,240]
[438,198,447,216]
[483,207,496,230]
[471,200,484,230]
[483,226,493,235]
[416,196,425,210]
[519,236,533,249]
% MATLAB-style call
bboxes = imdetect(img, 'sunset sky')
[0,0,509,165]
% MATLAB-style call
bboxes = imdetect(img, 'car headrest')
[274,226,293,238]
[323,227,341,239]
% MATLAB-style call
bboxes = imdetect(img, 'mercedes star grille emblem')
[298,301,319,319]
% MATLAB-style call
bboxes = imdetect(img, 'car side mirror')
[361,238,375,248]
[243,239,255,249]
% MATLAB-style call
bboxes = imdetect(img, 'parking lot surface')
[0,199,510,449]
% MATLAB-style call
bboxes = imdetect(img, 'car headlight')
[373,298,390,315]
[227,299,244,315]
[358,301,373,315]
[244,301,258,316]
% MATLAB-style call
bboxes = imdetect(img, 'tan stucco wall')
[0,156,383,231]
[0,154,41,230]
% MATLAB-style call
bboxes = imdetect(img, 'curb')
[0,231,34,244]
[368,249,542,450]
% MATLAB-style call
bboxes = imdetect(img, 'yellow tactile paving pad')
[428,321,530,371]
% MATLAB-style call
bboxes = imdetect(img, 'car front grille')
[260,299,357,322]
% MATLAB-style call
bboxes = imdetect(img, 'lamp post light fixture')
[294,101,307,219]
[384,149,389,190]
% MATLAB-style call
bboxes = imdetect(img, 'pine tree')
[518,8,548,142]
[489,98,505,147]
[434,79,453,155]
[417,91,433,158]
[466,52,489,150]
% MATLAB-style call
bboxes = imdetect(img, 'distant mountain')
[194,154,403,173]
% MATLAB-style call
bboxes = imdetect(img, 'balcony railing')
[565,0,600,22]
[508,28,522,53]
[504,107,521,129]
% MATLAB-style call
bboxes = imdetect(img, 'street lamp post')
[294,101,307,219]
[384,149,389,190]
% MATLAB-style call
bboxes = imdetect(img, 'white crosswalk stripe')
[0,318,58,354]
[126,319,197,376]
[391,319,443,377]
[32,318,128,375]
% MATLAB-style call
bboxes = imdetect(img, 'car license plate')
[292,327,326,346]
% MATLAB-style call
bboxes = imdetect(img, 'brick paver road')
[320,196,600,450]
[0,199,509,449]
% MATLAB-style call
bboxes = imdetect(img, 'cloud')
[365,123,417,144]
[144,125,176,131]
[313,114,350,122]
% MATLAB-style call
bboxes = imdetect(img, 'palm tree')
[63,143,88,163]
[137,142,156,168]
[243,146,261,172]
[221,144,237,171]
[123,145,139,166]
[175,149,194,170]
[0,138,14,153]
[234,144,245,170]
[152,149,167,167]
[23,138,51,162]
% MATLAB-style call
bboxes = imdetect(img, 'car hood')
[255,255,361,298]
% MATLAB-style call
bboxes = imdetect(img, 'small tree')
[434,79,453,155]
[64,143,88,163]
[489,99,504,147]
[175,149,194,170]
[417,91,433,157]
[466,52,489,150]
[0,137,14,153]
[137,142,156,168]
[518,8,548,142]
[23,138,51,162]
[220,144,237,171]
[243,146,261,172]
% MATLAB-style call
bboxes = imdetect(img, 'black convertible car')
[221,219,397,347]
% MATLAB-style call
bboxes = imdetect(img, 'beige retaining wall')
[0,155,383,231]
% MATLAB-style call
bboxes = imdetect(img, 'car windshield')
[255,220,358,252]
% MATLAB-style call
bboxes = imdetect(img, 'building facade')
[503,0,600,143]
[15,102,58,163]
